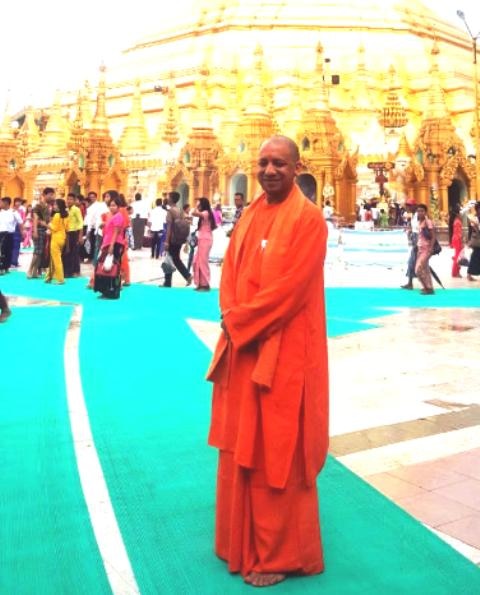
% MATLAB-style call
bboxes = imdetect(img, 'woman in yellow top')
[45,198,69,284]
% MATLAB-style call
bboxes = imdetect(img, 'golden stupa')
[0,0,478,221]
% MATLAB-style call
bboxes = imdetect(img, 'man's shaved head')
[260,135,300,162]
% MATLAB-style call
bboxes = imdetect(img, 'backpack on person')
[171,211,190,244]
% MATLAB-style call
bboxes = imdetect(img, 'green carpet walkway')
[1,271,479,594]
[0,303,111,595]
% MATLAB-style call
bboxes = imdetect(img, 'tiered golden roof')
[1,0,479,217]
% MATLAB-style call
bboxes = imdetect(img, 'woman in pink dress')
[213,203,223,227]
[192,197,217,291]
[93,192,126,299]
[449,204,463,278]
[22,205,33,248]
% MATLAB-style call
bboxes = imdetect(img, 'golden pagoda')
[2,0,480,220]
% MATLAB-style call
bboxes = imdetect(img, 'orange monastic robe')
[207,184,329,577]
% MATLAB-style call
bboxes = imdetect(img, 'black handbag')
[432,239,442,255]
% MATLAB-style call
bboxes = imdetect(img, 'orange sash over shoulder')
[207,184,329,489]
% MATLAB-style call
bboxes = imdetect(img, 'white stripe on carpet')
[64,305,140,595]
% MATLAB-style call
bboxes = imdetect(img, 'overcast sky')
[1,0,480,112]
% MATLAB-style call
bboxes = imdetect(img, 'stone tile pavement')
[13,243,480,565]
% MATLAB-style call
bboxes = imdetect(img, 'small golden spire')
[192,57,213,130]
[244,44,269,117]
[285,68,304,138]
[79,81,94,129]
[69,92,86,154]
[119,80,148,154]
[353,42,373,110]
[379,66,408,129]
[162,84,180,145]
[308,40,330,112]
[240,44,274,152]
[38,90,69,156]
[425,40,448,119]
[90,65,110,133]
[396,132,411,159]
[18,106,41,155]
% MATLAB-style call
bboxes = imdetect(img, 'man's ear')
[295,161,303,175]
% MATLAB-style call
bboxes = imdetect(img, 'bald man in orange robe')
[207,135,329,587]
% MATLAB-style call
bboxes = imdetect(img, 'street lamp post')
[457,10,480,200]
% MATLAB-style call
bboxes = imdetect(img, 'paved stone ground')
[328,308,480,564]
[186,245,480,565]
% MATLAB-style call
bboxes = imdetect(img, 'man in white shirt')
[82,192,98,261]
[0,197,23,272]
[322,200,334,221]
[148,198,168,258]
[131,192,149,250]
[85,193,109,265]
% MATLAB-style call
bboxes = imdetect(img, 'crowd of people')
[355,193,412,228]
[0,186,246,311]
[398,198,480,294]
[2,177,479,318]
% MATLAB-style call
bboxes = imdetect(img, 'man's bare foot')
[244,572,286,587]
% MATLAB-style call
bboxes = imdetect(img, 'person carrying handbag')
[414,203,436,295]
[160,192,192,288]
[93,192,126,299]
